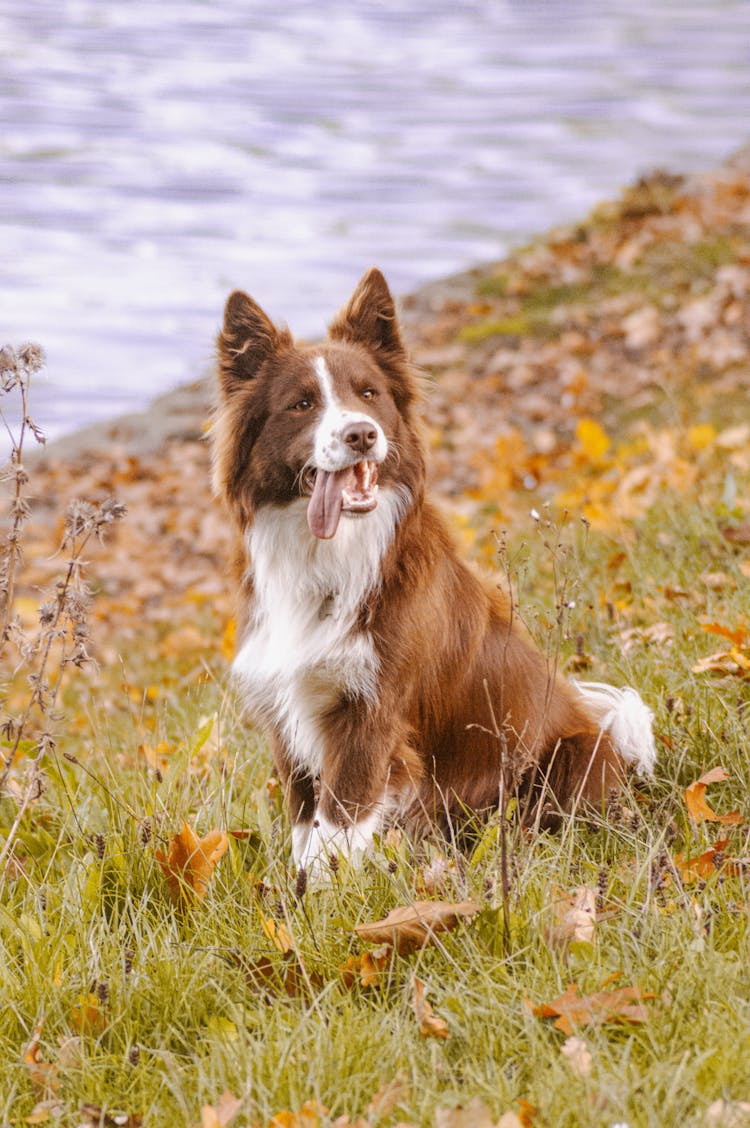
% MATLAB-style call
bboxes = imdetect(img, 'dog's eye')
[361,389,376,400]
[292,398,313,412]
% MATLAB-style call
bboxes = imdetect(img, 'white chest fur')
[232,490,409,777]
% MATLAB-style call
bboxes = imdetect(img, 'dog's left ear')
[328,268,405,363]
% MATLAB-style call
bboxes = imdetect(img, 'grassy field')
[3,162,750,1126]
[2,442,750,1128]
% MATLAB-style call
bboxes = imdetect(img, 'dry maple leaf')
[527,982,655,1036]
[155,821,229,905]
[354,900,479,955]
[702,622,747,648]
[684,768,743,826]
[412,975,449,1039]
[674,837,738,883]
[199,1090,242,1128]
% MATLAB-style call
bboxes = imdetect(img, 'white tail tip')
[574,680,657,776]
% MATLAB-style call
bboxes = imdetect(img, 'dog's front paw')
[295,811,379,881]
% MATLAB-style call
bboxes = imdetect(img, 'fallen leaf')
[199,1090,242,1128]
[71,993,106,1035]
[702,622,747,648]
[228,951,311,1001]
[560,1035,593,1077]
[704,1098,750,1127]
[268,1101,328,1128]
[368,1073,409,1119]
[359,944,393,987]
[155,821,229,905]
[354,900,480,954]
[527,982,655,1035]
[576,418,611,462]
[674,838,739,882]
[684,768,743,826]
[260,915,295,954]
[545,886,597,949]
[23,1021,59,1095]
[435,1099,504,1127]
[721,523,750,546]
[692,649,749,677]
[79,1106,143,1128]
[412,976,449,1039]
[24,1100,64,1125]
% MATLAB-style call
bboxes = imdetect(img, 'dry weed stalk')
[0,343,126,870]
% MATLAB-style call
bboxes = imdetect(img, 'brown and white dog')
[212,268,655,872]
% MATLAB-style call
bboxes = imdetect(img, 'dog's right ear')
[217,290,290,394]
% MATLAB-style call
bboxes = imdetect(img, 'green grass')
[2,486,750,1127]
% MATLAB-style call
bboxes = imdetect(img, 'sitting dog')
[211,268,655,870]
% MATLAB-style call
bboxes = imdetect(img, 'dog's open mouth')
[305,461,379,540]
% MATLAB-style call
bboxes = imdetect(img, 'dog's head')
[212,268,424,537]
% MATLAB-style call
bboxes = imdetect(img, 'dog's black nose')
[343,421,377,453]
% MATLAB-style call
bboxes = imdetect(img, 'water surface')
[1,0,749,442]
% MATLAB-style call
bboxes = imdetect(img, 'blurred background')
[2,0,749,442]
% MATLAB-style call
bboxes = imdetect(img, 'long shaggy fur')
[211,268,655,868]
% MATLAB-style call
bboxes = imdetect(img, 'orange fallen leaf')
[268,1100,327,1128]
[23,1021,60,1095]
[702,622,747,648]
[684,768,743,826]
[354,900,480,955]
[412,976,449,1039]
[71,993,106,1035]
[199,1089,242,1128]
[339,944,393,990]
[527,982,655,1036]
[155,821,229,905]
[674,838,738,882]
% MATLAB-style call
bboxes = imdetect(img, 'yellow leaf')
[260,915,294,954]
[71,993,106,1034]
[221,618,237,663]
[575,418,610,462]
[687,422,716,451]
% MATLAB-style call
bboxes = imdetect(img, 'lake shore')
[16,143,750,652]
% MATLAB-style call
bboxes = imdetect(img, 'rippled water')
[1,0,749,443]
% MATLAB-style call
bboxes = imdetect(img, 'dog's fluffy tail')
[573,680,657,776]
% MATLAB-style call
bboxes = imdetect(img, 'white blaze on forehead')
[314,355,337,406]
[312,355,387,471]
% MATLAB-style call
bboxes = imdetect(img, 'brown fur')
[211,268,623,843]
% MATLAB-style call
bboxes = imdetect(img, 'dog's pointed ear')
[217,290,290,394]
[328,268,405,361]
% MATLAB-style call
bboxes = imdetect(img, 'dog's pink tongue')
[307,469,348,539]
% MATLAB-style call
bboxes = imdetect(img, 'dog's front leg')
[270,737,317,866]
[297,700,397,877]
